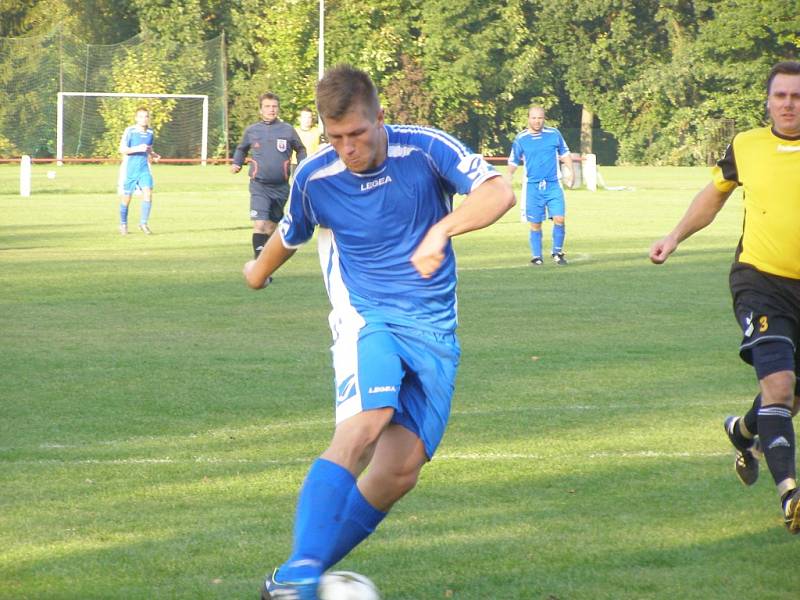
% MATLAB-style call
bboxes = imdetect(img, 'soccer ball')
[318,571,380,600]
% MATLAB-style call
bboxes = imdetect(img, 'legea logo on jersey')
[368,385,397,394]
[361,175,392,192]
[456,153,491,181]
[776,144,800,153]
[337,374,357,405]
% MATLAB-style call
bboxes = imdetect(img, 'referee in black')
[232,92,306,258]
[650,61,800,533]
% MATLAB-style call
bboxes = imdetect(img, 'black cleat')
[530,257,544,266]
[783,488,800,534]
[552,252,568,265]
[724,416,759,486]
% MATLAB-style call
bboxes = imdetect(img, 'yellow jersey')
[297,126,323,158]
[712,126,800,279]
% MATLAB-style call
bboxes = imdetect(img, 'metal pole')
[318,0,325,81]
[201,96,209,166]
[56,92,64,166]
[221,31,230,161]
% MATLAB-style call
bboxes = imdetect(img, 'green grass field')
[1,163,797,599]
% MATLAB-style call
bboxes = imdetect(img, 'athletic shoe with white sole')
[260,569,318,600]
[724,416,759,486]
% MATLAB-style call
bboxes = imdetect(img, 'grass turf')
[1,163,797,599]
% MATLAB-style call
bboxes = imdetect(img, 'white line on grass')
[3,449,728,466]
[457,253,592,271]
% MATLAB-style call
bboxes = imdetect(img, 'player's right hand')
[649,237,677,264]
[230,164,241,174]
[243,260,271,289]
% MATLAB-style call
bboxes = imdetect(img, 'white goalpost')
[56,92,210,165]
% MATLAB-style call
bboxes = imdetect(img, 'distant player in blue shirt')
[118,107,159,235]
[243,65,515,600]
[507,106,574,265]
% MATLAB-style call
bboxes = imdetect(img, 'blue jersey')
[508,127,569,182]
[280,124,498,334]
[120,125,154,175]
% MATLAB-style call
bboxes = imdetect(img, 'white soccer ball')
[46,170,56,179]
[318,571,380,600]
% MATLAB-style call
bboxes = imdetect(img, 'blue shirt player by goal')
[117,107,159,235]
[507,106,574,264]
[244,65,515,600]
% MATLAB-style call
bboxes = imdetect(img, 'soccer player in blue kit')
[507,106,574,265]
[118,107,159,235]
[243,65,515,600]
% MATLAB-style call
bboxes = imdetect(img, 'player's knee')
[553,216,565,226]
[753,341,796,405]
[326,409,393,467]
[374,464,420,500]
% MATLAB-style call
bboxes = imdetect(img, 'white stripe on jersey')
[391,124,471,158]
[316,227,366,341]
[308,156,348,181]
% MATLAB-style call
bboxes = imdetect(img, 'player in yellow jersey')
[650,61,800,533]
[297,107,323,156]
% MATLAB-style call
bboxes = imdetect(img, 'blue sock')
[529,229,542,258]
[553,223,565,254]
[119,203,128,225]
[139,200,152,225]
[323,485,387,569]
[277,458,356,582]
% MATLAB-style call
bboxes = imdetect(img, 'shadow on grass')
[2,452,793,600]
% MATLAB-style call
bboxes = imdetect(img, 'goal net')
[58,92,209,163]
[0,28,227,162]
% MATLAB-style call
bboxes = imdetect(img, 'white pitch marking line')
[457,253,592,271]
[2,449,728,466]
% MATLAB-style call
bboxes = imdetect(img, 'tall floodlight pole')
[318,0,325,80]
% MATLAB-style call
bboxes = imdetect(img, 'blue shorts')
[122,168,153,195]
[331,322,461,459]
[525,180,565,223]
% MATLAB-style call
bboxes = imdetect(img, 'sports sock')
[757,405,796,487]
[253,232,269,258]
[552,223,565,255]
[529,229,542,258]
[323,484,387,569]
[277,458,356,582]
[139,200,152,225]
[119,203,129,225]
[741,393,761,440]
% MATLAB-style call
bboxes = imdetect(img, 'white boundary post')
[20,155,32,197]
[584,153,597,192]
[57,92,209,164]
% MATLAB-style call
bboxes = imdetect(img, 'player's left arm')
[411,175,515,278]
[147,141,160,163]
[559,151,574,188]
[292,129,308,164]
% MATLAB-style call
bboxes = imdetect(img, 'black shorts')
[249,180,289,223]
[729,263,800,371]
